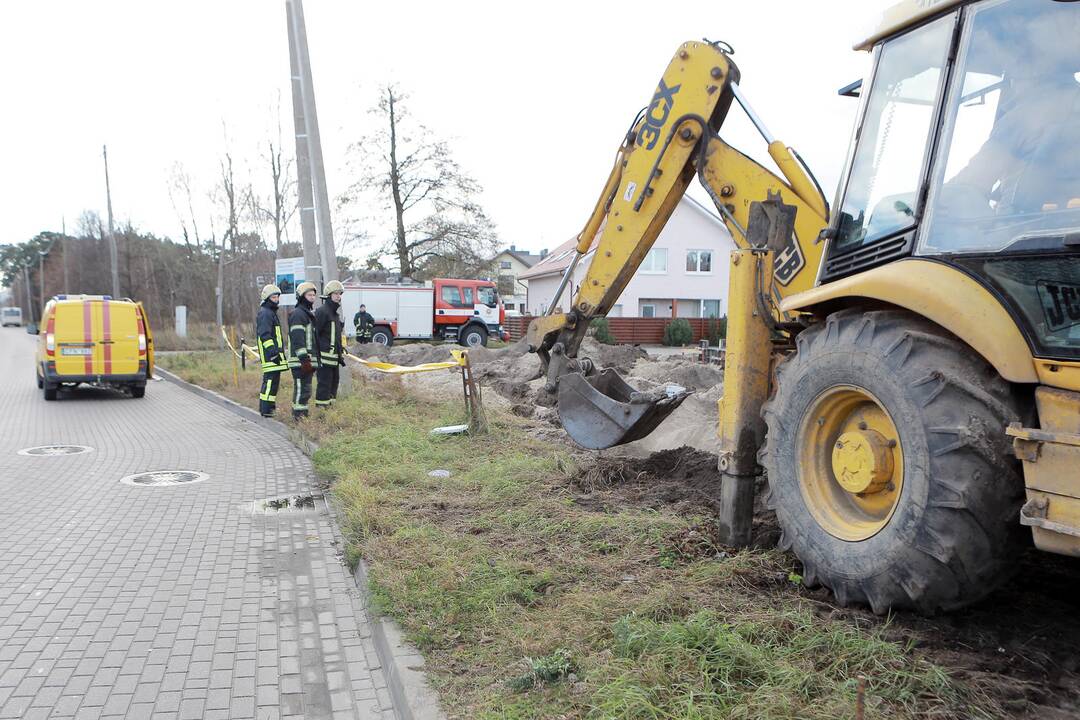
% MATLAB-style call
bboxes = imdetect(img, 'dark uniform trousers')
[256,302,289,417]
[314,298,344,409]
[288,301,320,419]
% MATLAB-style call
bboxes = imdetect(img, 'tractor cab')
[824,0,1080,359]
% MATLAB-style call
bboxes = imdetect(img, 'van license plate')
[60,347,93,356]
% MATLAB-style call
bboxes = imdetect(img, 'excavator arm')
[527,40,830,449]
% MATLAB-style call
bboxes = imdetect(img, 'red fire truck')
[342,278,507,347]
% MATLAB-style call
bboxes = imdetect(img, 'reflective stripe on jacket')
[256,302,288,372]
[315,298,344,365]
[287,302,320,369]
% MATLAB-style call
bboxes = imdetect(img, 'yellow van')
[35,295,155,401]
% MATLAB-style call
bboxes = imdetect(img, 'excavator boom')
[528,40,830,449]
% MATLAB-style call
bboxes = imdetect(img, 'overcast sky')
[1,0,893,260]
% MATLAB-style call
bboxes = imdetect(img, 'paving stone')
[0,335,395,718]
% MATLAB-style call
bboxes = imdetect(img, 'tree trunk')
[387,90,411,277]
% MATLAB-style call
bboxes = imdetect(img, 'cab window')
[462,287,474,306]
[921,0,1080,254]
[832,15,956,256]
[441,286,463,307]
[478,286,497,307]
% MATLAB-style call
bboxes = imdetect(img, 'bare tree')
[340,85,497,279]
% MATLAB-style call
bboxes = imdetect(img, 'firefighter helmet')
[260,284,282,302]
[323,280,345,296]
[295,281,318,299]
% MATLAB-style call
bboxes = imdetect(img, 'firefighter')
[314,280,346,408]
[287,281,320,419]
[255,284,288,417]
[353,303,375,344]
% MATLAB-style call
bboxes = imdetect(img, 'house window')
[686,250,713,273]
[640,248,667,273]
[641,304,656,318]
[497,274,515,296]
[499,260,512,270]
[702,299,721,318]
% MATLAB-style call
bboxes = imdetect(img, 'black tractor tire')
[131,384,146,399]
[43,382,58,401]
[371,326,394,347]
[762,308,1028,614]
[459,324,488,348]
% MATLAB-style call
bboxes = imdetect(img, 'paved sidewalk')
[0,330,395,719]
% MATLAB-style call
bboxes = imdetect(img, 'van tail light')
[137,315,147,355]
[45,316,56,356]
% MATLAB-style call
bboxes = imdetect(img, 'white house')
[519,196,735,318]
[491,245,546,314]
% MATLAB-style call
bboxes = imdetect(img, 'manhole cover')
[18,445,93,457]
[119,470,209,487]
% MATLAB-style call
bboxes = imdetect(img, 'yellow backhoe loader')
[527,0,1080,613]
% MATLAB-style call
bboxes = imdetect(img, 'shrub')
[662,318,693,346]
[590,317,617,345]
[706,314,728,346]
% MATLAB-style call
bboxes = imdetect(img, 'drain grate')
[120,470,209,487]
[18,445,93,457]
[251,494,325,515]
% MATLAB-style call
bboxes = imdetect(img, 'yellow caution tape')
[220,326,260,361]
[345,349,467,375]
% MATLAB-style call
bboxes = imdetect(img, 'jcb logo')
[637,79,681,151]
[1038,281,1080,332]
[773,236,805,287]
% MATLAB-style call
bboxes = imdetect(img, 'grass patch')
[165,351,1005,720]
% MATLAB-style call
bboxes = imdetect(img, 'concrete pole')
[23,265,34,324]
[285,0,322,291]
[287,0,350,392]
[39,252,45,311]
[287,0,338,284]
[103,145,120,299]
[61,218,70,295]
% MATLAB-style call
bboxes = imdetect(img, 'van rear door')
[53,301,96,377]
[53,299,141,377]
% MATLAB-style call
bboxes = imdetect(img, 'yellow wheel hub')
[798,386,903,541]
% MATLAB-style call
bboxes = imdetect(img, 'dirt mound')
[570,447,776,548]
[631,357,723,391]
[579,338,648,374]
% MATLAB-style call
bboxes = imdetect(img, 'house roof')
[517,234,598,281]
[518,196,728,281]
[494,247,544,268]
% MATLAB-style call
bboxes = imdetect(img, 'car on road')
[1,307,22,327]
[35,295,154,400]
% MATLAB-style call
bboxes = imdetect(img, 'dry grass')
[164,351,1007,720]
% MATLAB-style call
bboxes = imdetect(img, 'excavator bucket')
[557,368,689,450]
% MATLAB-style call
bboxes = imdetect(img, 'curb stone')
[156,367,446,720]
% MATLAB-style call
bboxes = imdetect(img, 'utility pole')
[61,217,70,295]
[286,0,322,291]
[287,0,349,393]
[39,251,46,311]
[103,145,120,298]
[22,265,34,324]
[286,0,339,284]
